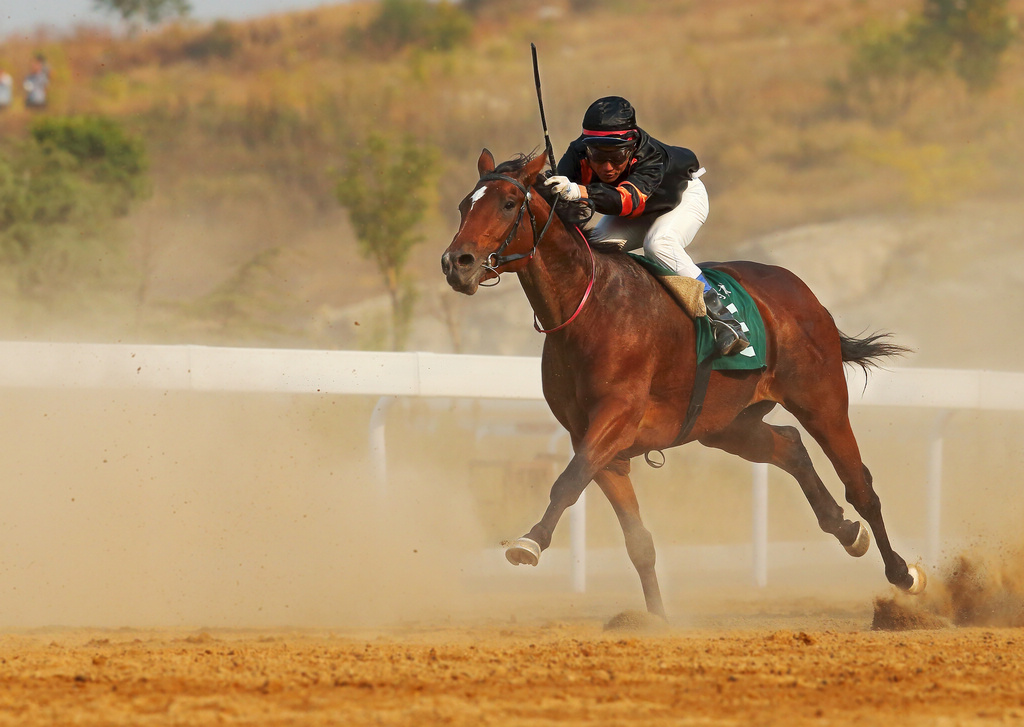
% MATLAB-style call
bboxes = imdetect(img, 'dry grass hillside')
[1,0,1023,367]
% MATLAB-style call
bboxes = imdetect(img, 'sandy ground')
[1,391,1021,725]
[2,613,1022,727]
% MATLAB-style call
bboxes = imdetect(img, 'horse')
[440,148,925,618]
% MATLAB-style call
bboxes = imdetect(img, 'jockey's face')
[585,144,633,183]
[588,156,630,183]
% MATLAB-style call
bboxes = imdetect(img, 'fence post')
[369,395,396,497]
[550,430,585,592]
[927,410,953,566]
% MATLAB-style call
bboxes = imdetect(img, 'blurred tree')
[916,0,1017,90]
[183,20,240,62]
[336,133,440,351]
[92,0,190,27]
[0,115,149,300]
[836,0,1018,121]
[357,0,472,55]
[839,20,926,121]
[31,115,149,213]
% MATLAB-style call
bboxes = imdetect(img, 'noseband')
[477,172,559,278]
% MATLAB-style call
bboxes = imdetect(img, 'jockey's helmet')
[581,96,639,148]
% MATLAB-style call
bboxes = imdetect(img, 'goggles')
[585,144,634,165]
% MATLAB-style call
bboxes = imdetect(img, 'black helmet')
[581,96,639,147]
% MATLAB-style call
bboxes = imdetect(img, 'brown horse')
[441,149,925,618]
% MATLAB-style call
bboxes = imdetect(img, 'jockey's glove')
[544,175,582,201]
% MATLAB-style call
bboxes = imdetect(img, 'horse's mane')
[493,152,538,176]
[493,150,598,235]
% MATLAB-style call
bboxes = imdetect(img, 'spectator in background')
[0,68,13,111]
[23,55,49,109]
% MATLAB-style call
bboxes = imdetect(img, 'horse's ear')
[522,153,549,186]
[477,148,495,177]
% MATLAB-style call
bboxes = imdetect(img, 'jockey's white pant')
[589,177,708,280]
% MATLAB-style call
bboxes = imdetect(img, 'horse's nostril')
[457,253,475,268]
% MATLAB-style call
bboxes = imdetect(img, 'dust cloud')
[0,389,486,629]
[3,379,1022,631]
[874,543,1024,630]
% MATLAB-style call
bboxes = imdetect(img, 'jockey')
[545,96,749,357]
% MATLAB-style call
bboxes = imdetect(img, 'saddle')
[627,254,767,372]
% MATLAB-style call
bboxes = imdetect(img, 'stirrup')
[704,289,749,356]
[718,334,750,357]
[711,320,750,357]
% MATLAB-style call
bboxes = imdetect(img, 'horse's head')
[441,148,550,295]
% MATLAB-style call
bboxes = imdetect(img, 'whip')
[531,43,557,174]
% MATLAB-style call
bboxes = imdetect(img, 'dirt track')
[1,619,1021,726]
[1,391,1022,725]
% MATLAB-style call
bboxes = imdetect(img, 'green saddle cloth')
[628,253,767,371]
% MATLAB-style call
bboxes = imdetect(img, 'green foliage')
[336,133,439,350]
[92,0,191,25]
[919,0,1017,90]
[836,20,928,122]
[30,115,149,212]
[0,116,149,299]
[359,0,473,55]
[1,144,87,258]
[838,0,1018,119]
[184,21,240,62]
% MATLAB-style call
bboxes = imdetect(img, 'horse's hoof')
[505,537,541,567]
[904,564,927,595]
[843,521,871,558]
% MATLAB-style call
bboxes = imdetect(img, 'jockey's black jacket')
[555,128,700,219]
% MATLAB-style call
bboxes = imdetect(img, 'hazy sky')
[1,0,347,36]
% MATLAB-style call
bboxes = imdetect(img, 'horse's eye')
[504,200,516,210]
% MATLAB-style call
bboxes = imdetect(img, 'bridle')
[477,172,558,275]
[474,172,595,334]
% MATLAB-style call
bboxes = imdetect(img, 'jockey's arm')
[584,159,664,218]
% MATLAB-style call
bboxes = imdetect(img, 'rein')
[533,225,595,334]
[477,172,595,334]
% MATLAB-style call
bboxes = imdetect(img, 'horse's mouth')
[446,273,479,295]
[442,250,486,295]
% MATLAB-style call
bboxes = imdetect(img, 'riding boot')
[703,288,750,357]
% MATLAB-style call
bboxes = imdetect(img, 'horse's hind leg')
[593,457,665,618]
[700,402,867,554]
[787,401,925,594]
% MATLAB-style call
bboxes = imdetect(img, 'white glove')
[544,175,582,201]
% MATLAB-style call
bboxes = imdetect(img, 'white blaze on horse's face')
[469,185,487,211]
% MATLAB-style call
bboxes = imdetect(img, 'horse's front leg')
[505,399,639,566]
[504,451,592,566]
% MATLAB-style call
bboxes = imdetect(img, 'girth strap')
[644,352,716,468]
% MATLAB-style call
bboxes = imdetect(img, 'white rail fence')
[2,341,1023,590]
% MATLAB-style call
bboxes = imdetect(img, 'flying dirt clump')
[873,544,1024,631]
[871,596,950,630]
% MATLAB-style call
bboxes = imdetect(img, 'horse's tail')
[839,329,912,376]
